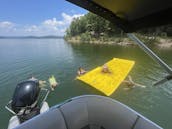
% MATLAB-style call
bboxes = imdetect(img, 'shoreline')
[65,36,172,48]
[157,38,172,48]
[66,37,135,46]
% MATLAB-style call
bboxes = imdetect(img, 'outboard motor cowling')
[11,80,40,114]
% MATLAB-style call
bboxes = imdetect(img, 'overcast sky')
[0,0,87,36]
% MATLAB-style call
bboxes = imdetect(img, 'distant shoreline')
[0,36,64,39]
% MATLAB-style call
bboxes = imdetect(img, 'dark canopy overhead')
[66,0,172,32]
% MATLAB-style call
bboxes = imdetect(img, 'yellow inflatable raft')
[77,58,135,96]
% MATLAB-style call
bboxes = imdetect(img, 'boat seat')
[133,117,159,129]
[14,107,67,129]
[59,96,137,129]
[14,95,161,129]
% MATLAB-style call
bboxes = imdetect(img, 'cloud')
[39,13,84,36]
[43,18,59,26]
[42,13,84,28]
[25,25,38,32]
[0,13,84,36]
[0,21,14,28]
[61,12,84,25]
[0,21,16,35]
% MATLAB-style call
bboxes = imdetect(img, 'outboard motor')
[11,80,40,122]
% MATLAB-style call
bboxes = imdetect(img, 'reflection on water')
[0,38,172,129]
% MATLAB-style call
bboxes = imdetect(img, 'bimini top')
[66,0,172,32]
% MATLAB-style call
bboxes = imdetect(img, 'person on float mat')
[122,75,146,90]
[101,64,111,73]
[77,67,87,76]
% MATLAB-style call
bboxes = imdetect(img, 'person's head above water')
[29,76,33,79]
[103,64,108,68]
[78,67,83,71]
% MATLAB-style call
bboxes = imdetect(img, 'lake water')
[0,38,172,129]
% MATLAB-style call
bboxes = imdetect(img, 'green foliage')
[69,16,87,36]
[65,12,172,41]
[80,32,91,42]
[65,12,121,38]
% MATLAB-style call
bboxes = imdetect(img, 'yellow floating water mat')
[77,58,135,96]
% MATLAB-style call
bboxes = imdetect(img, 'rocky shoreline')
[66,37,134,46]
[157,38,172,48]
[66,36,172,48]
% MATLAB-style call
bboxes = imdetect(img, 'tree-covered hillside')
[65,13,122,39]
[65,12,172,44]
